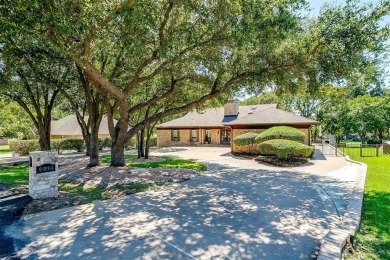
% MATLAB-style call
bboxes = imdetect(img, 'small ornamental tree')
[258,139,314,160]
[233,132,258,154]
[255,126,306,143]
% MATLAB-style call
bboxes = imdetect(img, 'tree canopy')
[1,0,390,164]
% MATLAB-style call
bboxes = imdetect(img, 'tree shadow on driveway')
[6,167,340,259]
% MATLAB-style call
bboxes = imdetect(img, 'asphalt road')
[0,191,31,259]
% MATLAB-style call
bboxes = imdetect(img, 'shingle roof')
[51,115,115,136]
[156,104,319,128]
[223,107,319,126]
[156,104,277,128]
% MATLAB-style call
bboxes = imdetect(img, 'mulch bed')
[255,155,309,167]
[3,156,201,215]
[58,157,199,188]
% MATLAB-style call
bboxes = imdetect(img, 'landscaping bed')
[0,155,205,216]
[255,155,309,167]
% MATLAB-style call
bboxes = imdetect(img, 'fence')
[336,143,383,157]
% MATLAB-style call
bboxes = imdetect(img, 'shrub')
[367,138,382,144]
[125,137,136,149]
[51,140,64,154]
[255,126,306,143]
[9,140,40,156]
[148,136,157,147]
[60,139,85,152]
[99,138,112,150]
[233,132,259,146]
[258,139,314,159]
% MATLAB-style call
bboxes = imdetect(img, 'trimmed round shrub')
[9,140,40,155]
[255,126,306,143]
[233,132,259,146]
[258,139,314,159]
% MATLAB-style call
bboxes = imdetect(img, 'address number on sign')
[36,164,56,174]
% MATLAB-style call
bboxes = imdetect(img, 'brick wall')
[224,102,239,115]
[211,129,220,144]
[157,128,222,147]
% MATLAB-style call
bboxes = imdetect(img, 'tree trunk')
[111,141,125,166]
[38,118,51,151]
[38,131,51,151]
[138,129,145,158]
[85,134,91,156]
[88,127,100,167]
[145,129,151,159]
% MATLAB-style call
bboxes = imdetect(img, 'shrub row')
[258,139,314,159]
[10,139,86,155]
[9,140,40,156]
[256,126,306,143]
[233,132,258,146]
[52,139,86,153]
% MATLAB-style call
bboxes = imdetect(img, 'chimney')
[224,101,239,116]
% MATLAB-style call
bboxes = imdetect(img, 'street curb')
[317,156,367,260]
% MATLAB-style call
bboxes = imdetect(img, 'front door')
[221,129,231,144]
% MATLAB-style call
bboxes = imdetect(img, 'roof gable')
[223,107,319,126]
[156,104,277,128]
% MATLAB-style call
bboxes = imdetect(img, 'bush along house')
[156,101,319,152]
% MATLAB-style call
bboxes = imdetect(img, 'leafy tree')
[0,43,61,150]
[0,99,33,139]
[2,0,389,166]
[240,92,280,106]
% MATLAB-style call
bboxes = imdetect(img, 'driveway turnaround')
[6,147,357,259]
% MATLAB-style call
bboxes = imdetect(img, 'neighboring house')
[0,136,8,145]
[156,102,319,153]
[50,115,114,139]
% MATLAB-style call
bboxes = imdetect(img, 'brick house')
[156,102,319,152]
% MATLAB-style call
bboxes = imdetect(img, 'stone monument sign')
[29,150,59,199]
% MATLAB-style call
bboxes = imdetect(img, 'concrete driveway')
[6,147,353,259]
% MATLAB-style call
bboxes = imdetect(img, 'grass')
[0,163,172,203]
[343,152,390,259]
[58,182,111,202]
[101,154,207,171]
[0,145,11,154]
[0,163,29,186]
[340,147,383,157]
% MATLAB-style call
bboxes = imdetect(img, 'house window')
[171,130,179,141]
[191,129,198,142]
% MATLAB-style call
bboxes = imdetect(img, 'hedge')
[255,126,306,143]
[9,140,40,156]
[233,132,259,146]
[258,139,314,159]
[99,138,112,150]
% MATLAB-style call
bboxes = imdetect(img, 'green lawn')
[101,154,207,171]
[0,164,29,186]
[345,154,390,259]
[0,163,173,203]
[340,147,383,157]
[0,145,11,154]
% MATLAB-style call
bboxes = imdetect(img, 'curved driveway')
[7,147,348,259]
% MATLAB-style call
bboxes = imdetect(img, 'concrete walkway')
[5,147,362,259]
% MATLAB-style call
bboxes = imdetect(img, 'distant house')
[156,102,319,153]
[50,115,114,139]
[0,136,8,145]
